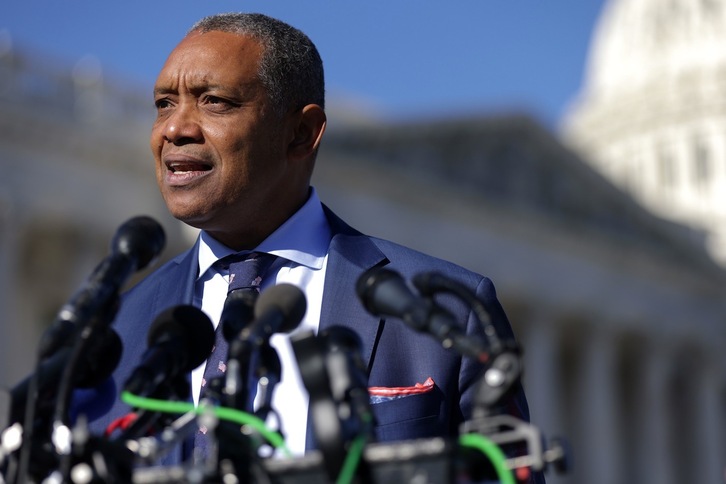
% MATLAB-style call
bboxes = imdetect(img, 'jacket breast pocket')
[370,385,446,442]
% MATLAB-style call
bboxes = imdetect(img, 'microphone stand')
[253,342,282,426]
[291,327,376,483]
[291,330,346,482]
[11,307,115,484]
[53,305,119,482]
[413,273,569,480]
[115,376,190,442]
[413,271,504,356]
[201,374,262,484]
[209,337,282,481]
[225,335,256,412]
[12,353,42,484]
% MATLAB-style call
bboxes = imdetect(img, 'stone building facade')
[0,39,187,385]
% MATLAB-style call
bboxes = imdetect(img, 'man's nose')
[163,103,203,144]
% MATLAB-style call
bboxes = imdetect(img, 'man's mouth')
[166,160,213,174]
[163,159,214,186]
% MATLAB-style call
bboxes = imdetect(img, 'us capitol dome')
[563,0,726,264]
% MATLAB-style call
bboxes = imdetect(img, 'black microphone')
[291,329,344,480]
[292,326,373,481]
[220,289,258,344]
[238,283,307,346]
[7,329,122,424]
[223,284,305,410]
[356,268,430,331]
[38,216,165,359]
[356,268,489,361]
[413,271,504,354]
[123,305,215,398]
[202,290,257,409]
[320,326,373,442]
[69,377,118,425]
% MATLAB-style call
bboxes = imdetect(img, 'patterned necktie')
[201,252,277,394]
[195,252,276,458]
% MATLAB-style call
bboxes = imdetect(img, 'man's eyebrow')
[153,84,240,96]
[153,87,176,96]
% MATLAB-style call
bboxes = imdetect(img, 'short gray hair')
[189,13,325,116]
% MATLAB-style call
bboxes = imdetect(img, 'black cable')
[413,271,505,354]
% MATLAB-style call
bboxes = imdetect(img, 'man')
[92,12,536,479]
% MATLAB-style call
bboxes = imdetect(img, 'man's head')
[190,13,325,116]
[150,13,327,250]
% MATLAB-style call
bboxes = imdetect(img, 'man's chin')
[166,207,211,230]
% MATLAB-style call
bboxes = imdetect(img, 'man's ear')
[288,104,327,161]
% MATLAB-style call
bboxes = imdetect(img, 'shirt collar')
[196,187,331,280]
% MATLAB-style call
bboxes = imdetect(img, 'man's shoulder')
[125,246,196,294]
[116,246,197,325]
[325,208,478,281]
[365,235,487,287]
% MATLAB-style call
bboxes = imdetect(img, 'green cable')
[459,433,516,484]
[120,391,291,457]
[123,392,516,483]
[336,434,367,484]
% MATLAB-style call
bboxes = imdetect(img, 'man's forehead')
[163,31,261,64]
[156,31,263,82]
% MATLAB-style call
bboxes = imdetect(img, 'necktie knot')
[218,252,277,295]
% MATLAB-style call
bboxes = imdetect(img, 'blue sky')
[3,1,606,130]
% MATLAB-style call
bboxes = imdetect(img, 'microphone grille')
[76,329,123,388]
[355,268,415,318]
[112,216,166,270]
[148,305,215,371]
[255,284,307,334]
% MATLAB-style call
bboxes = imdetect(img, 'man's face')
[150,31,305,248]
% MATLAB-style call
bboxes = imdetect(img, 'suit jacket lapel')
[304,208,386,450]
[319,206,387,371]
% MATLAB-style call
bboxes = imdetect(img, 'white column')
[576,326,622,484]
[520,312,563,438]
[692,355,726,484]
[633,340,674,484]
[520,312,568,484]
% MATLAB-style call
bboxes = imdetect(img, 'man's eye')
[204,95,236,110]
[154,98,172,110]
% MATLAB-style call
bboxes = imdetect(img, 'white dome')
[563,0,726,266]
[584,0,726,99]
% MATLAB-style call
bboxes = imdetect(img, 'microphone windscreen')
[321,326,364,355]
[111,216,165,270]
[356,268,416,318]
[147,305,215,371]
[70,377,117,424]
[255,283,307,334]
[77,329,123,388]
[221,289,257,342]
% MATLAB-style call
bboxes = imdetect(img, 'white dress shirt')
[191,188,331,456]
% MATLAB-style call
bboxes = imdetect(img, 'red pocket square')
[368,377,435,398]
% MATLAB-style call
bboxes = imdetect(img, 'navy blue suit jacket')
[88,206,531,467]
